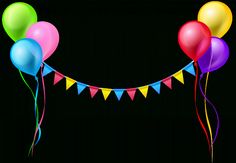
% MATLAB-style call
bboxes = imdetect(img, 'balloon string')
[28,77,41,156]
[203,73,214,163]
[199,74,220,143]
[19,70,35,99]
[193,62,211,153]
[28,66,47,156]
[39,66,46,126]
[18,70,41,156]
[34,76,41,145]
[31,67,47,146]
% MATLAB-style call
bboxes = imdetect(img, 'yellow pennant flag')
[138,86,149,98]
[66,77,76,90]
[173,71,184,84]
[101,88,112,100]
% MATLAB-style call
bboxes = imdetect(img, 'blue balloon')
[10,38,43,76]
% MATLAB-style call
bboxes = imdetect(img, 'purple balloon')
[198,37,229,73]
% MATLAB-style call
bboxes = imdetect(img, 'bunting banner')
[42,61,195,101]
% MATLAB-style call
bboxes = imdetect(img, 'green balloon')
[2,2,37,42]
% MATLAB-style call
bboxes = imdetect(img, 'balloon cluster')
[2,2,59,76]
[178,1,232,72]
[178,1,232,161]
[2,2,60,155]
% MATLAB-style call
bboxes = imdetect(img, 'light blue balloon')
[10,38,43,76]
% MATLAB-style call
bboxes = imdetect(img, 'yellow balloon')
[197,1,233,38]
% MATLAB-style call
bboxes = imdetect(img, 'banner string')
[42,61,194,90]
[193,62,211,153]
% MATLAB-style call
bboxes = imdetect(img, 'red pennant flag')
[54,72,64,85]
[162,77,172,89]
[89,86,99,98]
[126,88,136,101]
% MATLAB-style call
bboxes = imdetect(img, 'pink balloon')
[26,21,59,61]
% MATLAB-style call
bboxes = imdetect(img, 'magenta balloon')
[26,21,59,61]
[198,37,229,73]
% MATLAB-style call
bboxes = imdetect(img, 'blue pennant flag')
[114,89,124,101]
[77,82,87,95]
[42,63,54,77]
[184,63,195,76]
[150,82,161,94]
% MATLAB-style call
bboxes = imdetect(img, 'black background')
[0,0,236,162]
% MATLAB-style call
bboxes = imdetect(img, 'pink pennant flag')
[126,88,136,101]
[53,72,64,85]
[162,77,172,89]
[89,86,99,98]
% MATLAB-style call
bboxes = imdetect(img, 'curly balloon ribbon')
[28,76,41,156]
[18,71,41,156]
[31,67,47,147]
[34,76,40,142]
[39,66,46,128]
[28,66,47,156]
[193,62,211,153]
[203,72,214,163]
[199,73,220,141]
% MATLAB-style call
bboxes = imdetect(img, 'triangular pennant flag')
[114,89,124,101]
[138,86,149,98]
[126,88,136,101]
[185,63,195,76]
[77,82,87,95]
[162,77,172,89]
[173,70,184,84]
[89,86,99,98]
[66,77,76,90]
[42,64,53,77]
[53,72,64,85]
[151,82,161,94]
[101,88,112,100]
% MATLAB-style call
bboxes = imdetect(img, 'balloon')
[10,38,43,76]
[198,1,232,38]
[178,21,211,61]
[26,21,60,61]
[198,37,229,73]
[2,2,37,42]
